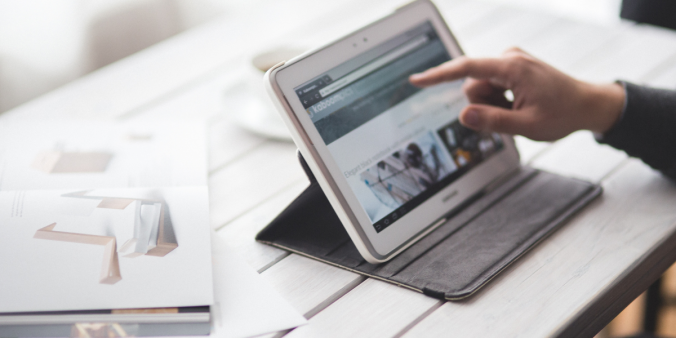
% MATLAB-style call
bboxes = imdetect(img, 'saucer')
[223,85,292,141]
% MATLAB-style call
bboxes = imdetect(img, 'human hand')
[409,47,625,141]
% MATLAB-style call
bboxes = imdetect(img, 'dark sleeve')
[596,81,676,179]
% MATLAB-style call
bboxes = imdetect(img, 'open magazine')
[0,120,213,336]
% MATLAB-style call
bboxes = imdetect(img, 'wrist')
[580,82,625,134]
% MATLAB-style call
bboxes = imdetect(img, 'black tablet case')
[256,153,602,300]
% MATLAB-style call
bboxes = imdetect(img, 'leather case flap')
[256,153,602,300]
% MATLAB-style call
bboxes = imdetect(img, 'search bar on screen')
[318,34,430,98]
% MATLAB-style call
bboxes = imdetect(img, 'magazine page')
[0,120,207,191]
[0,187,213,312]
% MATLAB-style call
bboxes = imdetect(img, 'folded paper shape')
[97,198,135,210]
[61,191,178,258]
[34,223,121,285]
[32,151,113,173]
[33,191,179,285]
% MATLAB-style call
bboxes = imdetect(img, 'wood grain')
[261,254,364,318]
[216,180,308,271]
[644,63,676,90]
[284,279,440,338]
[530,131,627,183]
[572,24,676,83]
[208,116,269,174]
[514,136,550,164]
[463,9,563,58]
[438,0,498,34]
[209,141,305,229]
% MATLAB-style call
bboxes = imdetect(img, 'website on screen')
[295,22,504,232]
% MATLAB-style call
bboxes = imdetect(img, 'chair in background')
[621,0,676,31]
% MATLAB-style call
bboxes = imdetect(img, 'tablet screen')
[294,22,504,232]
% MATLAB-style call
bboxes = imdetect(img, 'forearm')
[578,82,625,134]
[597,81,676,179]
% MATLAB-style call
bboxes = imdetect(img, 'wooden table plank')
[514,136,551,164]
[404,160,676,338]
[284,279,441,338]
[530,131,628,183]
[642,55,676,89]
[572,24,676,83]
[209,141,305,229]
[462,9,563,58]
[208,116,270,174]
[452,5,517,45]
[261,254,365,319]
[216,180,308,272]
[122,65,246,122]
[519,19,620,75]
[438,0,499,33]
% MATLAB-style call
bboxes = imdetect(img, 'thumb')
[459,104,530,135]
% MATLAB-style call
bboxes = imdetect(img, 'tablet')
[265,0,520,263]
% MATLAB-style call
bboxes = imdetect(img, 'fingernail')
[463,109,480,127]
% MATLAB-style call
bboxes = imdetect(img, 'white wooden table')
[5,0,676,337]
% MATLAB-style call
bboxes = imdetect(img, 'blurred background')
[0,0,242,112]
[0,0,622,114]
[0,0,674,337]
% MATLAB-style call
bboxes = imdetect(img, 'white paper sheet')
[0,187,213,312]
[205,235,307,338]
[0,120,207,190]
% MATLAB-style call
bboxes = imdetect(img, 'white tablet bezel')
[266,0,520,263]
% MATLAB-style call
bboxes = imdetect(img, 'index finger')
[409,56,510,87]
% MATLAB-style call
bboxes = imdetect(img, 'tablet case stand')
[256,152,602,300]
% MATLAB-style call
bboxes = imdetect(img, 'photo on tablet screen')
[358,131,456,223]
[293,21,505,232]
